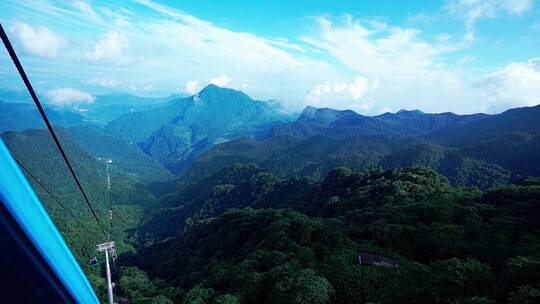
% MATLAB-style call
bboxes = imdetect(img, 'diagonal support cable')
[0,22,108,239]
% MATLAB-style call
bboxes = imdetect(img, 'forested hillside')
[0,127,157,294]
[425,104,540,145]
[0,99,87,132]
[76,93,177,123]
[461,133,540,178]
[186,135,512,189]
[68,125,173,184]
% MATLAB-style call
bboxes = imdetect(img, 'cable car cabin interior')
[0,201,76,303]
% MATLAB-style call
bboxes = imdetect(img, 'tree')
[429,258,495,302]
[215,294,239,304]
[508,286,540,304]
[183,287,215,304]
[269,269,333,304]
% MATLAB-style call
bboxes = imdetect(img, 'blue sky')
[1,0,540,114]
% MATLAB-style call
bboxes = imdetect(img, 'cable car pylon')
[96,157,116,304]
[96,241,116,304]
[106,158,113,221]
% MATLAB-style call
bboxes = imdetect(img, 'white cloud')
[301,16,456,78]
[184,80,200,95]
[183,74,231,95]
[83,77,156,93]
[9,22,66,58]
[84,31,130,65]
[129,0,336,104]
[501,0,534,15]
[45,87,95,107]
[407,13,437,25]
[306,76,373,109]
[127,78,154,92]
[301,15,540,114]
[481,58,540,112]
[72,0,100,21]
[446,0,534,42]
[298,15,540,114]
[299,16,481,113]
[209,74,230,87]
[457,55,476,66]
[378,106,394,114]
[84,77,120,88]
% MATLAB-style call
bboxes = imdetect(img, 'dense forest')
[118,165,540,304]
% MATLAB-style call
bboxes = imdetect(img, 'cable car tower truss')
[96,157,117,304]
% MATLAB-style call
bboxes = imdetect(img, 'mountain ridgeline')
[0,99,88,132]
[270,106,488,138]
[68,125,173,184]
[2,85,539,187]
[186,102,540,189]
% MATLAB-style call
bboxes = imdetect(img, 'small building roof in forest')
[358,252,399,267]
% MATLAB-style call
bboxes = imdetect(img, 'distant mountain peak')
[196,84,251,103]
[195,84,226,99]
[300,106,318,117]
[397,109,424,115]
[198,83,240,95]
[299,106,357,121]
[200,83,221,91]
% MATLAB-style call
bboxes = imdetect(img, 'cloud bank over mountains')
[0,0,539,114]
[46,87,95,107]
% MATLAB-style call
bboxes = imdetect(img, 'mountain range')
[77,93,183,124]
[2,84,540,303]
[2,85,539,189]
[269,106,488,138]
[184,102,540,189]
